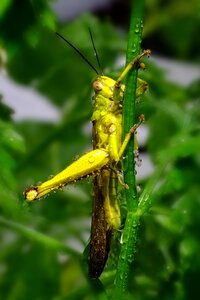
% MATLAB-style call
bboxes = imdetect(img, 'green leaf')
[0,120,25,153]
[0,0,12,19]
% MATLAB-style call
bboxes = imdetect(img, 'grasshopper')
[24,32,150,278]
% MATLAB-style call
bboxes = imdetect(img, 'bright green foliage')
[0,96,25,218]
[0,1,199,299]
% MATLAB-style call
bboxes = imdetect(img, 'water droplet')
[74,155,79,161]
[127,253,133,263]
[135,24,140,34]
[120,233,124,244]
[136,158,142,167]
[136,185,142,193]
[88,155,95,163]
[131,43,136,53]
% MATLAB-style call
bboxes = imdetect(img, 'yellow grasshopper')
[24,32,150,278]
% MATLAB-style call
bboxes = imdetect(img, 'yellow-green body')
[92,76,123,162]
[24,49,150,279]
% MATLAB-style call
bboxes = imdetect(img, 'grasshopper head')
[92,75,117,99]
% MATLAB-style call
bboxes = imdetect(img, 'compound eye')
[92,80,103,92]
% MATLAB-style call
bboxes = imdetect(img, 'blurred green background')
[0,0,200,299]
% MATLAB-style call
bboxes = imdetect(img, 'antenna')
[88,28,103,74]
[56,32,99,75]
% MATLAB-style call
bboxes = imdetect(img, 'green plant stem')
[112,161,168,298]
[113,0,145,296]
[0,216,80,257]
[122,0,145,212]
